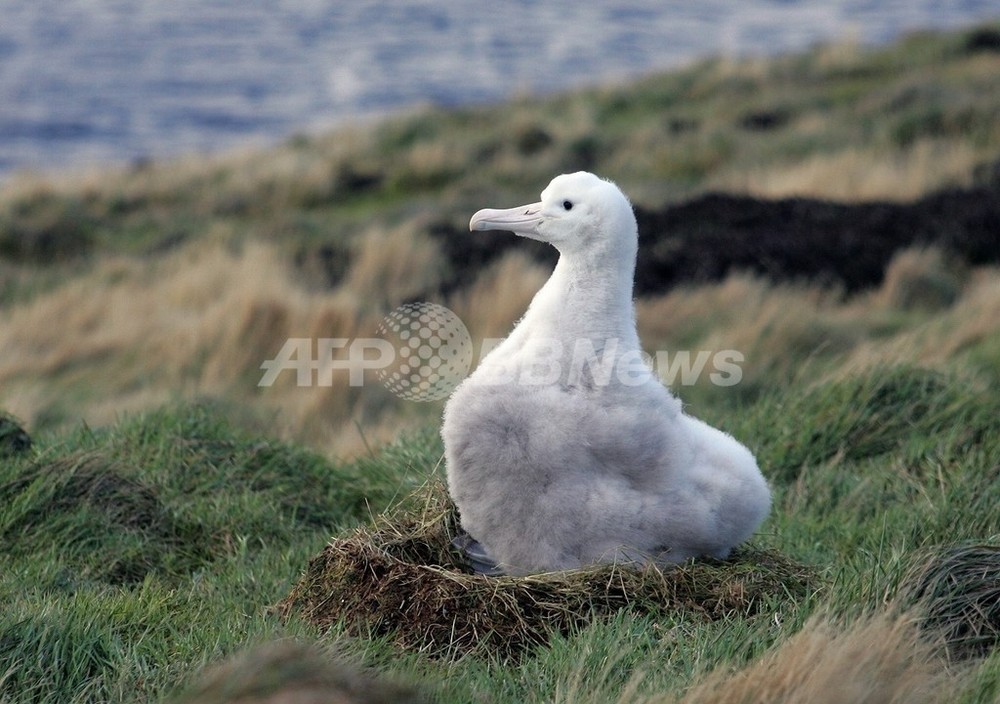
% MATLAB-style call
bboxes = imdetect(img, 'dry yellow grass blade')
[709,139,986,201]
[672,614,951,704]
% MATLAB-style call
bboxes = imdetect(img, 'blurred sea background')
[3,0,1000,178]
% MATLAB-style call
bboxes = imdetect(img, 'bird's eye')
[562,200,573,211]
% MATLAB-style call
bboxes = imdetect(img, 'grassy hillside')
[0,23,999,703]
[1,364,998,702]
[1,23,1000,455]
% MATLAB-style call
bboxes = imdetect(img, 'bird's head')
[469,172,636,258]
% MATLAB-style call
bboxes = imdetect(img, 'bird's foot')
[451,532,505,576]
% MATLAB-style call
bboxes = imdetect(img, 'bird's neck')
[521,244,639,350]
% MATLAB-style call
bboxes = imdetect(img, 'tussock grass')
[0,405,426,703]
[877,247,966,311]
[712,138,988,200]
[0,403,411,591]
[0,240,432,455]
[2,236,997,460]
[2,360,999,701]
[168,641,426,704]
[0,449,213,585]
[746,365,998,482]
[0,410,31,457]
[343,223,446,310]
[838,266,1000,378]
[278,481,816,663]
[902,542,1000,661]
[447,251,550,341]
[671,613,953,704]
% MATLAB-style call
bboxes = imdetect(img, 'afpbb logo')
[258,302,473,402]
[258,302,745,401]
[373,302,474,401]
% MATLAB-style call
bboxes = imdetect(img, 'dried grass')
[876,247,966,311]
[277,481,816,663]
[670,613,953,704]
[170,640,425,704]
[635,274,857,390]
[344,223,445,310]
[711,139,982,201]
[447,251,550,343]
[840,266,1000,373]
[1,121,380,218]
[0,239,402,455]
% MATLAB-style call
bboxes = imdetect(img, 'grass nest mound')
[278,481,816,662]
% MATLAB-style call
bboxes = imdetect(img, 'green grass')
[0,405,429,702]
[1,363,998,702]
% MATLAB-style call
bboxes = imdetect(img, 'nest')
[901,542,1000,660]
[277,481,816,662]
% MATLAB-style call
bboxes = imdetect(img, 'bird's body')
[442,172,770,576]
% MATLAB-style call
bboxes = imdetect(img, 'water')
[1,0,997,177]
